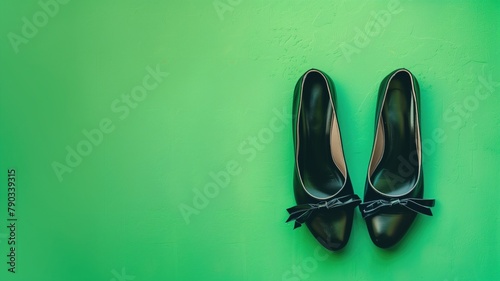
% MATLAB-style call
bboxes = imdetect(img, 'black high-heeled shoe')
[359,68,435,248]
[286,69,360,251]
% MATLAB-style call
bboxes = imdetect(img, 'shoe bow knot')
[286,194,361,229]
[360,198,435,218]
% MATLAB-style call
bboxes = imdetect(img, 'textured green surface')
[0,0,499,280]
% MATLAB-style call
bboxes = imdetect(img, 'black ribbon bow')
[286,194,361,229]
[359,198,435,219]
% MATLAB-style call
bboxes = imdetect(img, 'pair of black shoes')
[286,68,435,250]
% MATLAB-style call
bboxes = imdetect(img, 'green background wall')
[0,0,499,280]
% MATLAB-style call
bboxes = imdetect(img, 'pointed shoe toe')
[306,208,355,251]
[365,212,416,248]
